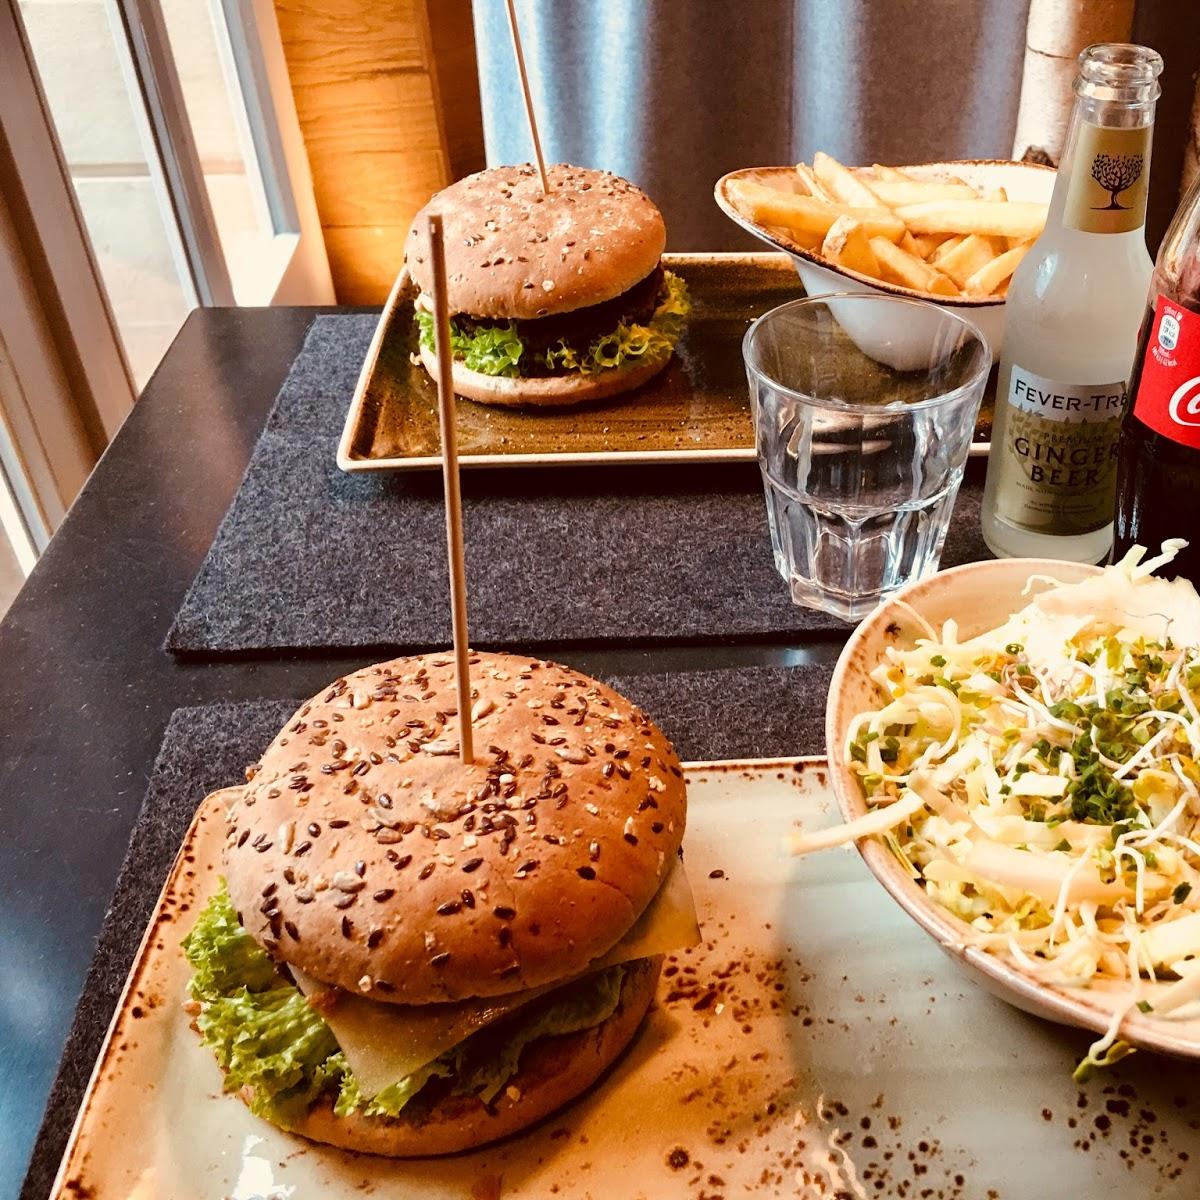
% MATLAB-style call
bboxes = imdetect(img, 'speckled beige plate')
[51,760,1198,1199]
[337,253,993,472]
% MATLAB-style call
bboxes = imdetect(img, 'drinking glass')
[743,293,991,621]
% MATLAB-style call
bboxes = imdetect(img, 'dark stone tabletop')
[0,306,983,1198]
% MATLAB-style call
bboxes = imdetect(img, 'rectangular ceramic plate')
[336,254,992,472]
[51,759,1195,1200]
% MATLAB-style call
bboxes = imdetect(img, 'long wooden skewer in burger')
[504,0,549,194]
[426,212,474,765]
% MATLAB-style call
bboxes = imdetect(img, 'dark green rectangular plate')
[337,252,991,472]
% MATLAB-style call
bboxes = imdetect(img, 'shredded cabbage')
[794,542,1200,1076]
[183,883,627,1123]
[415,271,690,378]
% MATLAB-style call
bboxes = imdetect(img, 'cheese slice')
[294,859,700,1097]
[293,969,556,1096]
[593,856,701,969]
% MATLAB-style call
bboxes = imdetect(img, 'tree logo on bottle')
[1090,153,1144,210]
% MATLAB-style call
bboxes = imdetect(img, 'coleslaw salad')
[793,541,1200,1077]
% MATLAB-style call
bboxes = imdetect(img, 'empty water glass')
[744,294,991,621]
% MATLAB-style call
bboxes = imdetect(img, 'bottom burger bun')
[418,343,670,409]
[270,957,662,1157]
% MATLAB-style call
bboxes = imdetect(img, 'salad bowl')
[824,556,1200,1061]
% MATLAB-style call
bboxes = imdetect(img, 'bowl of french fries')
[715,154,1055,363]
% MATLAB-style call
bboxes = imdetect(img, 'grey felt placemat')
[20,659,830,1199]
[167,317,991,654]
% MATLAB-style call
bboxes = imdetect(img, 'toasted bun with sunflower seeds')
[222,651,687,1006]
[403,164,686,410]
[416,342,671,408]
[405,164,666,322]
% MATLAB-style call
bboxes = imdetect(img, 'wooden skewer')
[503,0,549,194]
[427,213,474,765]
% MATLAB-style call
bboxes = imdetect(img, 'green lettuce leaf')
[196,983,342,1124]
[182,881,279,1000]
[456,966,626,1103]
[541,270,691,376]
[332,1054,453,1118]
[414,270,691,379]
[416,309,525,377]
[183,884,630,1123]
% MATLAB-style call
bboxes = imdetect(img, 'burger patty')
[457,265,666,376]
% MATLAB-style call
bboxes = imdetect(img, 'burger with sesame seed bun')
[406,163,690,408]
[182,651,697,1156]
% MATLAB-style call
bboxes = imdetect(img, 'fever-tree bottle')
[981,44,1162,562]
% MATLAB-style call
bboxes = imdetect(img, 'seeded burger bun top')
[223,651,686,1006]
[405,163,667,321]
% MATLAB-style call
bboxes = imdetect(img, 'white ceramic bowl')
[824,557,1200,1059]
[714,160,1056,363]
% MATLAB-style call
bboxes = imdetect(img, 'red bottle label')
[1132,294,1200,450]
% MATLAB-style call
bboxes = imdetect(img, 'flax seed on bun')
[222,651,687,1006]
[406,164,666,321]
[403,164,686,409]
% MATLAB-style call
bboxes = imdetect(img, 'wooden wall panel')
[274,0,485,304]
[274,0,425,77]
[425,0,486,181]
[290,72,448,229]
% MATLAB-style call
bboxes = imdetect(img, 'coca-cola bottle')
[1113,176,1200,583]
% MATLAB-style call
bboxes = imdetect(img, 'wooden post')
[426,212,474,765]
[1011,0,1136,164]
[503,0,549,192]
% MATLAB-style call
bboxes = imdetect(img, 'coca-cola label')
[1132,295,1200,450]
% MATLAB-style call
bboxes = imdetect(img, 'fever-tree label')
[980,44,1161,561]
[1063,124,1151,235]
[993,366,1128,535]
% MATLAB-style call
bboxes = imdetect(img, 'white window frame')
[0,0,333,566]
[115,0,333,308]
[0,0,125,558]
[0,0,134,447]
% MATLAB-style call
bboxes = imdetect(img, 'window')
[0,0,333,614]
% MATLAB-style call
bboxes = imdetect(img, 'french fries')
[963,243,1029,297]
[869,237,958,297]
[795,162,836,203]
[862,179,979,207]
[722,153,1050,300]
[930,234,966,263]
[813,151,881,208]
[893,200,1047,240]
[821,216,880,277]
[725,179,906,242]
[933,234,999,289]
[911,232,952,258]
